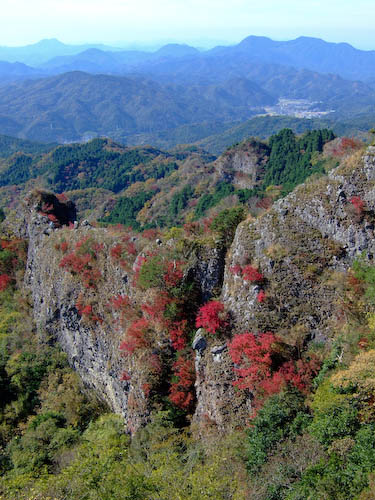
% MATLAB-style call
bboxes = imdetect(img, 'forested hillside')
[1,132,375,499]
[0,129,344,231]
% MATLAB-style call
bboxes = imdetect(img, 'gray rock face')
[192,330,251,432]
[191,246,226,302]
[20,192,230,432]
[222,147,375,337]
[215,140,268,189]
[189,147,375,429]
[24,215,132,419]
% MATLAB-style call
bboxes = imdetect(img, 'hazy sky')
[1,0,374,49]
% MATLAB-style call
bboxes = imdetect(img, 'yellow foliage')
[124,181,148,197]
[165,227,184,240]
[136,200,152,224]
[331,349,375,422]
[265,184,282,199]
[367,313,375,332]
[0,311,23,339]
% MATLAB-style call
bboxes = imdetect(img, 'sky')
[1,0,374,50]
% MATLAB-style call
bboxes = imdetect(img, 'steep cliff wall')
[192,147,375,428]
[222,147,375,336]
[19,193,226,432]
[16,147,375,434]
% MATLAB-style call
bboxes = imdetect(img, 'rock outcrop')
[215,139,269,189]
[192,147,375,430]
[15,147,375,434]
[18,190,227,432]
[222,147,375,337]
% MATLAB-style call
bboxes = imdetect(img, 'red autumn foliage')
[242,265,264,283]
[229,264,242,276]
[47,213,59,224]
[93,242,104,254]
[80,304,93,316]
[358,337,369,350]
[75,300,102,323]
[169,355,195,411]
[121,232,131,242]
[203,217,213,232]
[60,241,69,253]
[41,202,53,213]
[142,229,159,240]
[110,244,123,260]
[111,238,137,265]
[257,290,266,303]
[110,294,130,311]
[60,252,102,289]
[256,198,272,210]
[183,222,200,236]
[164,260,184,288]
[169,320,188,350]
[278,358,321,394]
[148,353,162,374]
[120,318,150,355]
[350,196,365,215]
[347,273,364,295]
[229,332,277,389]
[60,252,90,273]
[56,192,68,202]
[228,332,321,401]
[126,241,137,256]
[142,383,151,397]
[75,237,90,250]
[0,239,26,276]
[141,292,171,323]
[331,137,362,157]
[120,371,131,381]
[195,300,228,334]
[0,274,12,291]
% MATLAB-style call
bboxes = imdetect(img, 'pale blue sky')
[1,0,374,49]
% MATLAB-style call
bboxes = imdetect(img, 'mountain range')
[0,38,122,66]
[0,35,374,82]
[0,35,374,146]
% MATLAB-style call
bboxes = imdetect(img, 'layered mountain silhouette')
[0,35,374,145]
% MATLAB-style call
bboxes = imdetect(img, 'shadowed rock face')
[22,193,133,421]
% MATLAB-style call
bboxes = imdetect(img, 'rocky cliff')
[215,139,269,189]
[16,146,375,434]
[222,148,375,336]
[195,147,375,429]
[17,191,226,432]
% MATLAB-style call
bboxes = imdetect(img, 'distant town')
[263,98,334,119]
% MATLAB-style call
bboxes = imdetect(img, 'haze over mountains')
[1,35,374,82]
[0,35,374,146]
[0,38,122,66]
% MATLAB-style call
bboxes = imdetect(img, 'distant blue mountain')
[213,36,375,82]
[1,36,374,83]
[0,38,122,66]
[33,35,375,83]
[0,61,41,82]
[39,44,200,75]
